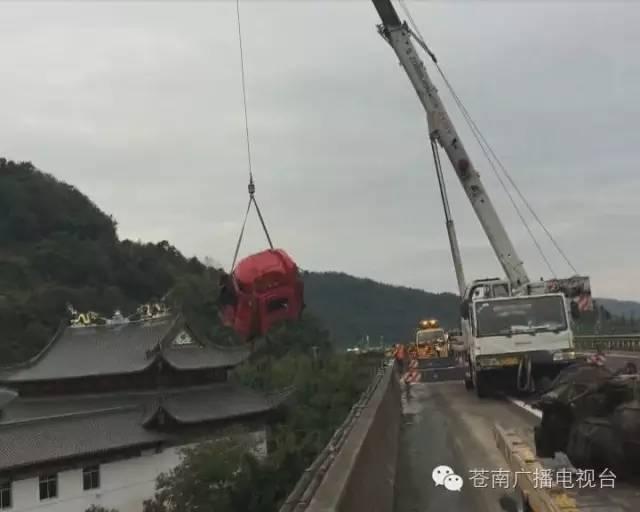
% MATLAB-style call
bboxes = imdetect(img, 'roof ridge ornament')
[134,302,171,321]
[67,306,108,328]
[66,302,171,328]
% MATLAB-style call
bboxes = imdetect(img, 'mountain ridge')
[1,157,638,363]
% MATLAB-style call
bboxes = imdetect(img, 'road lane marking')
[506,397,542,419]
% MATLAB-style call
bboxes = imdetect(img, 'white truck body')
[466,294,574,364]
[370,0,591,394]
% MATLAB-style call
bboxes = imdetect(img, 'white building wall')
[8,429,267,512]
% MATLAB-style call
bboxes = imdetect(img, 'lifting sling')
[218,0,304,342]
[230,176,274,271]
[229,0,274,271]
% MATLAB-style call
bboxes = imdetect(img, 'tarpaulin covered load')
[534,362,640,478]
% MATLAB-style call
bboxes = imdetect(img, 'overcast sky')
[2,1,639,300]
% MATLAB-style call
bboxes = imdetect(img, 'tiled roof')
[0,382,289,471]
[0,315,250,383]
[0,408,166,472]
[162,343,249,370]
[0,387,18,410]
[0,316,174,382]
[143,383,290,425]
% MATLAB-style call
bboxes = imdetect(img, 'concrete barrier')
[303,363,401,512]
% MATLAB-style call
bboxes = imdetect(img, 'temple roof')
[0,314,250,383]
[0,408,166,473]
[0,382,292,472]
[0,387,17,410]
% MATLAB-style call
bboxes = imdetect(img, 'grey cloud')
[1,1,639,300]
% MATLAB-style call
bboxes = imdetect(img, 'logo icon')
[432,465,454,486]
[432,465,464,492]
[444,473,464,492]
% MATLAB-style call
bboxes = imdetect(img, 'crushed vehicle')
[533,361,640,479]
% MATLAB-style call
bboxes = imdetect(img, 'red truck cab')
[219,249,304,341]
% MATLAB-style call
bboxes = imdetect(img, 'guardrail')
[279,360,394,512]
[574,334,640,352]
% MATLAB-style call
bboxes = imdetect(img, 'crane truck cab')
[461,277,590,397]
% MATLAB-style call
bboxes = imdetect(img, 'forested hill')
[303,272,460,346]
[303,275,640,346]
[1,158,638,364]
[0,158,229,365]
[596,298,640,319]
[0,158,458,361]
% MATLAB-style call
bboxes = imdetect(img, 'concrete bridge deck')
[395,380,537,512]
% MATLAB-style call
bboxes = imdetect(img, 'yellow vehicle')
[415,319,448,359]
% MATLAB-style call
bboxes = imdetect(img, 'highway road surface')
[394,381,537,512]
[393,352,640,512]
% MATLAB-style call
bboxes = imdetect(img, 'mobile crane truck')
[371,0,593,397]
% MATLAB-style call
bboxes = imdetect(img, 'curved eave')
[142,405,274,429]
[0,407,166,473]
[0,387,18,410]
[159,324,252,371]
[141,384,291,430]
[0,320,67,374]
[0,358,161,384]
[159,349,250,372]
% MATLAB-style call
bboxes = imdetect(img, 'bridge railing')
[574,334,640,352]
[279,359,400,512]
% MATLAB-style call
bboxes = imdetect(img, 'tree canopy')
[1,158,637,364]
[0,159,233,364]
[143,314,382,512]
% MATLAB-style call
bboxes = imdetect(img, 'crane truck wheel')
[464,374,474,390]
[475,378,488,398]
[472,367,488,398]
[464,356,474,390]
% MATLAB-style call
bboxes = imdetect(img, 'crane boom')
[371,0,530,289]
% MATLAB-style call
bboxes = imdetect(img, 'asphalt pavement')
[393,352,640,512]
[393,380,538,512]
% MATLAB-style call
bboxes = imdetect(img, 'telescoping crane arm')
[371,0,530,290]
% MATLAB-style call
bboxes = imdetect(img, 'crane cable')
[432,53,558,279]
[230,0,274,271]
[398,0,578,277]
[399,0,553,277]
[399,3,551,277]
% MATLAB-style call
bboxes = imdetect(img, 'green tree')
[85,506,119,512]
[143,431,264,512]
[143,314,381,512]
[0,158,236,363]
